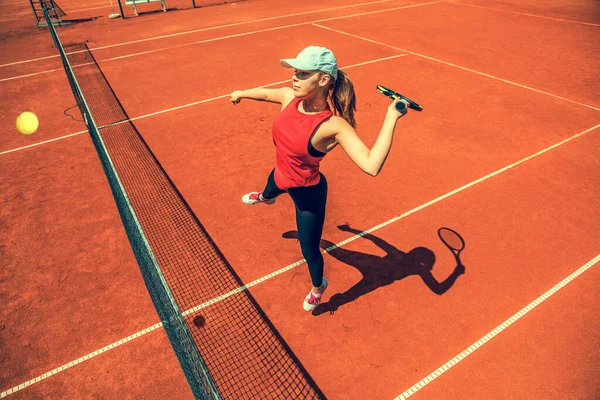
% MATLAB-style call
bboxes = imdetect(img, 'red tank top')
[272,97,333,190]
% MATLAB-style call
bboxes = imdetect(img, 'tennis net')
[42,6,220,399]
[42,5,325,400]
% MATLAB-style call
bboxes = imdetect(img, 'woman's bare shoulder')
[279,87,296,108]
[324,115,353,134]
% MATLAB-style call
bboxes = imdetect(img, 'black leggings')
[262,169,327,287]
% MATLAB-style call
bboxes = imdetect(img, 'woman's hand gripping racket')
[377,85,423,113]
[438,227,466,275]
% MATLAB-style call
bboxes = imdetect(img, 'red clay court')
[1,0,599,398]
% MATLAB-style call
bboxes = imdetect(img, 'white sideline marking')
[394,254,600,399]
[452,2,600,27]
[0,4,108,21]
[0,63,95,83]
[0,131,88,156]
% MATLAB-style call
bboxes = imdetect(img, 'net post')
[116,0,126,18]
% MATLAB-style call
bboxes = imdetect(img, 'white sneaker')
[303,278,328,311]
[242,192,276,205]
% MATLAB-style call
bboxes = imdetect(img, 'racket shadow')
[282,224,466,316]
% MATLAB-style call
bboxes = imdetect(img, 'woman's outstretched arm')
[230,87,293,105]
[335,98,408,176]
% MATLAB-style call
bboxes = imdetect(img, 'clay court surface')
[1,0,599,398]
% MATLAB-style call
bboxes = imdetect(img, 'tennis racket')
[376,85,423,113]
[438,227,465,266]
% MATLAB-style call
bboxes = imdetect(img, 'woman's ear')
[319,73,331,87]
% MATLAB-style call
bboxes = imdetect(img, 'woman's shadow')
[282,224,466,316]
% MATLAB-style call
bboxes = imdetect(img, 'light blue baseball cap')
[280,46,338,80]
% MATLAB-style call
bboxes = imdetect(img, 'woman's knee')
[301,245,323,265]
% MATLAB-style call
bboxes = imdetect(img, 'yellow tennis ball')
[16,112,39,135]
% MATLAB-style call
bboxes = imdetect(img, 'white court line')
[0,68,64,83]
[0,2,107,14]
[0,63,95,83]
[126,55,406,121]
[95,3,433,64]
[2,122,599,398]
[0,1,436,81]
[0,323,164,399]
[394,253,600,399]
[0,10,41,16]
[0,130,88,156]
[0,15,39,22]
[0,0,435,68]
[312,23,600,112]
[0,0,106,5]
[63,4,110,13]
[0,4,108,21]
[451,2,600,27]
[0,54,406,156]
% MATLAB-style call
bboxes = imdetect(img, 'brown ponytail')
[330,70,357,128]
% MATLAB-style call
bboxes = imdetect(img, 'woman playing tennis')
[230,46,410,311]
